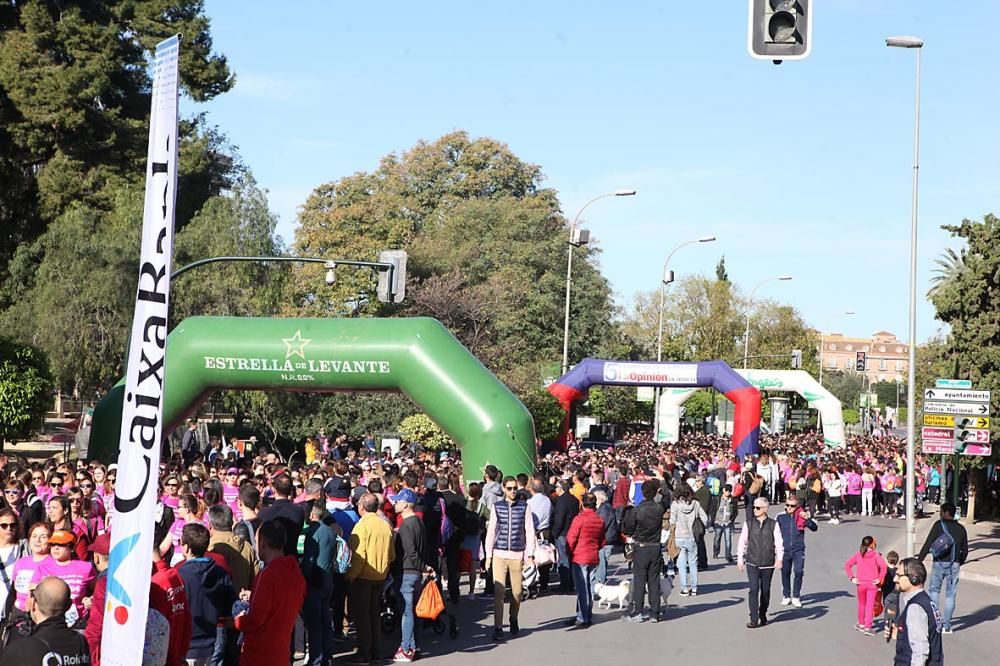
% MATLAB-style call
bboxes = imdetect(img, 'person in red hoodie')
[843,534,888,636]
[564,492,606,628]
[150,542,192,666]
[232,520,306,666]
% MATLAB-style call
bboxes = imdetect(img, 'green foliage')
[842,408,859,425]
[521,387,565,441]
[871,380,906,410]
[0,0,234,291]
[823,371,865,408]
[0,336,53,446]
[585,386,652,425]
[399,413,454,451]
[715,256,729,282]
[682,391,714,422]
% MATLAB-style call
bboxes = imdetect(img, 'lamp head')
[614,189,637,197]
[778,275,793,281]
[324,261,336,286]
[698,236,717,243]
[886,36,923,48]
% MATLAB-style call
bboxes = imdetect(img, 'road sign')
[922,414,954,427]
[955,416,990,429]
[936,379,972,389]
[923,401,991,416]
[922,439,955,454]
[955,427,990,444]
[923,388,990,403]
[921,426,953,440]
[962,444,992,456]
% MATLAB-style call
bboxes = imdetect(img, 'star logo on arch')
[282,330,312,360]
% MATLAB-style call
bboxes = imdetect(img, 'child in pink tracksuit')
[843,535,888,635]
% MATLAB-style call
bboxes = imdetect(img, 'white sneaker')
[780,597,791,606]
[791,598,803,608]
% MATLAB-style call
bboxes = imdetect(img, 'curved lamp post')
[743,275,793,369]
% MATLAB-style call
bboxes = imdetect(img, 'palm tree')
[927,247,966,299]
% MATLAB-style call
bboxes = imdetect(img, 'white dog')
[659,573,673,614]
[593,580,631,610]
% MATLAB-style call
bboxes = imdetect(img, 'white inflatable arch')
[659,369,845,448]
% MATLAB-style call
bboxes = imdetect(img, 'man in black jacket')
[694,476,712,569]
[621,479,665,623]
[258,474,306,556]
[0,576,89,666]
[917,502,968,634]
[550,480,580,592]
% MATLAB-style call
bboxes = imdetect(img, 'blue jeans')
[781,549,805,599]
[928,561,960,629]
[571,563,595,623]
[399,572,421,652]
[556,536,573,591]
[302,588,334,666]
[591,545,615,586]
[712,522,733,560]
[676,537,697,590]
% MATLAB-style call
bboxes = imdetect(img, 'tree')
[0,0,235,291]
[399,413,454,451]
[715,256,729,282]
[822,370,865,408]
[585,386,652,426]
[745,302,819,372]
[0,336,53,448]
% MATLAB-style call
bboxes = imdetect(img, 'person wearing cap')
[390,488,426,663]
[34,529,95,629]
[222,467,242,520]
[0,576,89,666]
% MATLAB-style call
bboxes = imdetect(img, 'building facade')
[819,331,909,383]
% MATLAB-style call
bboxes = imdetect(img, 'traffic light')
[855,351,866,373]
[791,349,802,369]
[377,250,407,303]
[748,0,813,63]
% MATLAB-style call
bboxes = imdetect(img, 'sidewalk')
[912,511,1000,587]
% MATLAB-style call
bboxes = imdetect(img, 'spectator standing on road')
[301,504,337,666]
[257,474,305,557]
[737,497,784,629]
[671,484,708,596]
[182,419,200,467]
[592,489,618,586]
[692,476,712,570]
[893,558,944,665]
[550,479,579,592]
[776,495,817,608]
[564,492,604,628]
[390,488,426,663]
[347,493,396,664]
[844,535,888,636]
[232,521,306,666]
[484,476,536,641]
[709,483,738,563]
[917,502,967,635]
[621,479,665,624]
[177,523,235,666]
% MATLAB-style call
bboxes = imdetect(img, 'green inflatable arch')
[89,316,536,481]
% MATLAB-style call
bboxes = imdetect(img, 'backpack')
[708,476,721,497]
[811,478,822,494]
[334,533,352,574]
[239,519,258,556]
[929,520,956,561]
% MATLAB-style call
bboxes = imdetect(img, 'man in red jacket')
[151,543,192,666]
[232,520,306,666]
[565,493,606,628]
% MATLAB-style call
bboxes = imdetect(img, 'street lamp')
[887,34,923,557]
[819,310,855,386]
[561,189,637,374]
[652,235,716,441]
[742,276,793,369]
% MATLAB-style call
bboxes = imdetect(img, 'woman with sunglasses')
[35,529,96,629]
[77,473,106,528]
[47,496,89,561]
[161,475,181,509]
[3,481,28,538]
[9,522,52,624]
[0,507,25,623]
[67,487,101,546]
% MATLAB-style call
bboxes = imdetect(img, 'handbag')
[692,516,706,542]
[666,526,680,560]
[415,577,445,620]
[532,540,557,566]
[929,520,956,561]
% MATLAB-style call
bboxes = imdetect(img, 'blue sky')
[197,1,1000,345]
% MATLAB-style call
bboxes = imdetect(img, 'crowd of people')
[0,423,984,665]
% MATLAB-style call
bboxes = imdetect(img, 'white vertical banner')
[101,34,180,666]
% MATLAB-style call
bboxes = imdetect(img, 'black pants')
[696,533,708,569]
[445,533,462,601]
[349,579,383,661]
[331,571,348,635]
[630,544,662,617]
[746,565,775,624]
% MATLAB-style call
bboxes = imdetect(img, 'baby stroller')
[380,573,459,639]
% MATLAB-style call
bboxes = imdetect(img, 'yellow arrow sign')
[955,416,990,429]
[922,414,954,427]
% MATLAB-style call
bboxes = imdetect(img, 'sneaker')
[791,598,803,608]
[393,648,415,663]
[781,597,792,606]
[679,588,690,597]
[942,627,954,635]
[689,589,698,596]
[622,614,646,624]
[854,623,866,632]
[493,627,504,641]
[510,619,520,637]
[863,628,876,637]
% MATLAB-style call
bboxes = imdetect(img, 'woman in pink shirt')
[10,522,52,615]
[843,535,887,635]
[35,530,96,629]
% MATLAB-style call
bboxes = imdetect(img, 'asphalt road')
[372,510,997,665]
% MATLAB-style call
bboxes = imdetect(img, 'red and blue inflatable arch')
[548,359,761,460]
